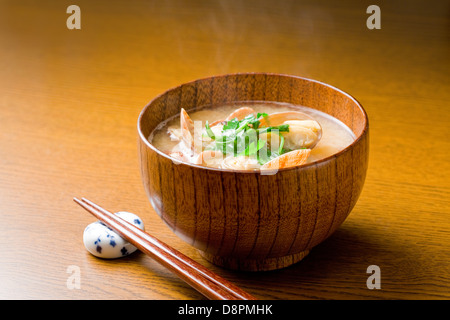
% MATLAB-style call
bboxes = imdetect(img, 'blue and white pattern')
[83,211,145,259]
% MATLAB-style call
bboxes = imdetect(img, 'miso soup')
[150,102,355,171]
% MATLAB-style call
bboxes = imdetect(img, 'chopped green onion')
[256,112,268,118]
[278,133,285,155]
[239,139,266,157]
[222,118,239,130]
[205,121,215,139]
[210,112,290,160]
[256,124,290,135]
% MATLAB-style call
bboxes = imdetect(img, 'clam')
[225,106,256,121]
[180,108,204,154]
[205,107,256,129]
[221,155,260,170]
[195,150,224,168]
[258,111,322,149]
[261,149,311,170]
[180,108,194,148]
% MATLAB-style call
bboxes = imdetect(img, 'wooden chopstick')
[73,197,257,300]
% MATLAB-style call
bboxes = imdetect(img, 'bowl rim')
[137,72,369,173]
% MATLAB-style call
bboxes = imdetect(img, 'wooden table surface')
[1,0,449,300]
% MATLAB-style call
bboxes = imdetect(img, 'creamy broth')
[150,102,355,170]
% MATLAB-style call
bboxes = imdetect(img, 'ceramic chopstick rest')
[83,211,145,259]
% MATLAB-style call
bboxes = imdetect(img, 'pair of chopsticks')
[74,197,256,300]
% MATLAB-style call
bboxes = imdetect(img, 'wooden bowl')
[138,73,369,271]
